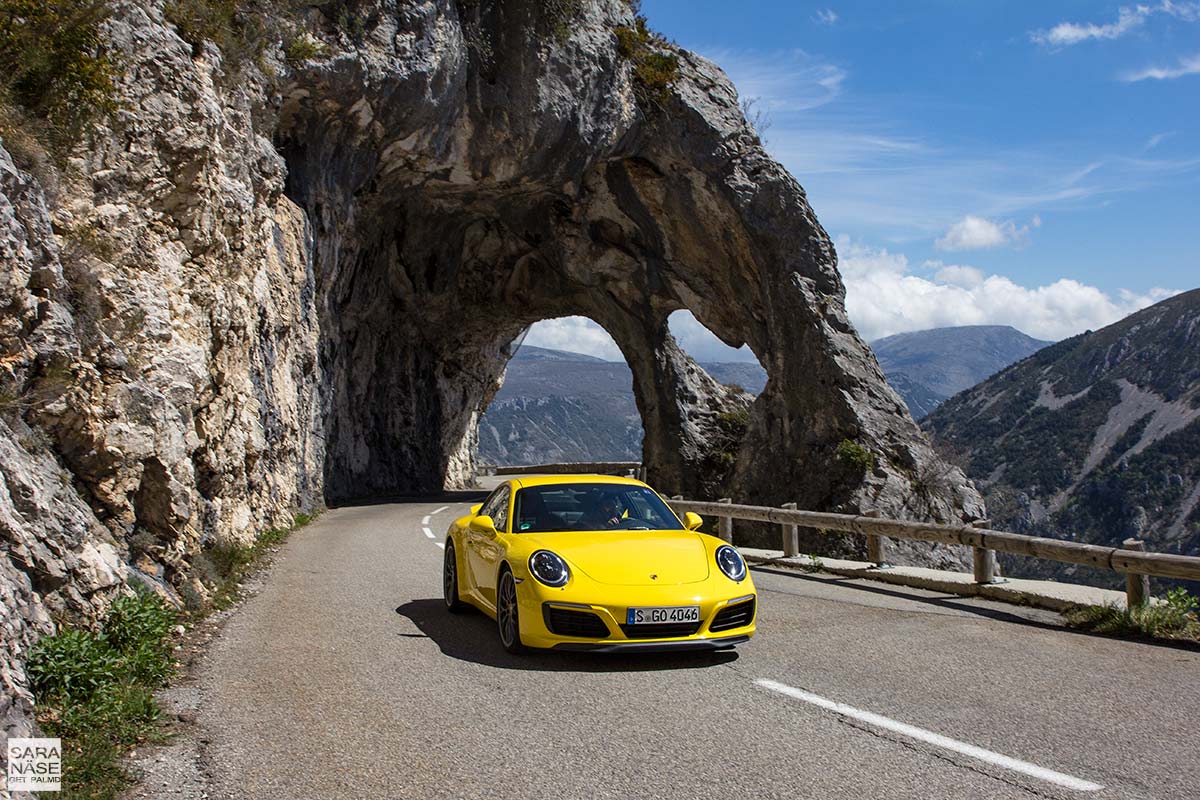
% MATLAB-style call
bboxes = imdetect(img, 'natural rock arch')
[0,0,989,739]
[273,0,982,537]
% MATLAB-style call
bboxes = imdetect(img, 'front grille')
[709,598,756,632]
[619,622,702,639]
[543,605,610,638]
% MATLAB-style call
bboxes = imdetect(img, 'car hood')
[523,530,711,586]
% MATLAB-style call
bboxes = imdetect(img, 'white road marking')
[755,679,1103,793]
[431,506,450,515]
[436,542,445,549]
[421,515,431,525]
[422,527,435,539]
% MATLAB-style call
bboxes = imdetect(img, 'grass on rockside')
[202,510,319,609]
[1064,587,1200,642]
[27,588,178,800]
[25,511,319,799]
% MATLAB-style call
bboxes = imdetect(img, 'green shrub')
[1165,586,1199,616]
[1065,590,1200,641]
[284,32,329,64]
[203,510,319,608]
[59,681,162,747]
[165,0,271,67]
[611,14,679,107]
[543,0,583,42]
[102,591,178,686]
[28,590,179,799]
[0,0,118,156]
[27,628,121,704]
[835,438,876,474]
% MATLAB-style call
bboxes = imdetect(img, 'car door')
[467,485,509,611]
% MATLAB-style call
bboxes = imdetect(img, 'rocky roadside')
[121,548,284,800]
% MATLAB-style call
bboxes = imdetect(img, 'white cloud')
[1121,52,1200,81]
[521,316,623,361]
[837,237,1179,341]
[1031,6,1149,46]
[934,215,1035,251]
[1031,2,1200,47]
[703,45,1199,241]
[521,253,1181,368]
[667,311,760,363]
[814,9,838,25]
[931,263,985,289]
[1144,131,1175,149]
[518,313,760,365]
[705,48,846,112]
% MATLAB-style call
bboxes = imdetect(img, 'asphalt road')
[191,493,1200,800]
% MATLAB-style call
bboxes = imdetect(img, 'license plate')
[626,606,700,625]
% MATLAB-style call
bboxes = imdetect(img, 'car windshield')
[512,483,684,533]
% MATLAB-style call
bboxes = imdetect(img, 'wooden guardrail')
[483,462,645,478]
[667,497,1200,608]
[480,462,1196,607]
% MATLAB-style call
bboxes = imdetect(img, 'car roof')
[508,474,647,490]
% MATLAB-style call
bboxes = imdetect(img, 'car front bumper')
[516,580,757,650]
[551,634,750,653]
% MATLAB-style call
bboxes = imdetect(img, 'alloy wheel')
[497,571,523,653]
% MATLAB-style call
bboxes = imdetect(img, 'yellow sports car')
[442,475,756,653]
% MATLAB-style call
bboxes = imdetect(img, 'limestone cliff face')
[0,0,982,738]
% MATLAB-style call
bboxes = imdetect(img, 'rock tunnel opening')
[477,316,642,467]
[266,0,983,546]
[474,310,766,487]
[275,138,777,505]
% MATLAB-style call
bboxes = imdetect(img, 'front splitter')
[551,634,750,654]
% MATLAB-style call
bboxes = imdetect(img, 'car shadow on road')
[394,599,740,672]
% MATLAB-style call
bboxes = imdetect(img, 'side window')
[489,486,511,533]
[478,487,502,519]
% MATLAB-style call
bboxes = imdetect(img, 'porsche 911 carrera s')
[442,475,756,653]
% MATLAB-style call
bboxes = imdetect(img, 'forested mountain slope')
[924,290,1200,587]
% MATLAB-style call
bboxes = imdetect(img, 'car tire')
[443,541,466,613]
[496,568,526,655]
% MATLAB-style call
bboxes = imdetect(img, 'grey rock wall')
[0,0,982,741]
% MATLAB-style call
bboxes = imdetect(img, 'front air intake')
[709,598,756,632]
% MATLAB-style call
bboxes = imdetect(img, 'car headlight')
[716,545,747,582]
[529,550,570,587]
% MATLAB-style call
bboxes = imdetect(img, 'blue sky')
[525,1,1198,362]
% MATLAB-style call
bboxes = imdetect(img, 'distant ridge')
[872,325,1052,418]
[924,289,1200,589]
[481,323,1055,464]
[480,346,765,464]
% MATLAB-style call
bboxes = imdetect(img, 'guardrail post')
[1123,538,1150,608]
[864,509,889,569]
[781,502,799,556]
[973,547,998,584]
[718,498,733,543]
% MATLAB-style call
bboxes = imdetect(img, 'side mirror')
[469,503,483,514]
[469,514,498,536]
[683,512,703,531]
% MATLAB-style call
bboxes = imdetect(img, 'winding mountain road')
[174,491,1198,799]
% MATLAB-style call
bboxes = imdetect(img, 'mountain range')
[923,289,1200,588]
[478,324,1048,465]
[872,326,1052,418]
